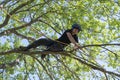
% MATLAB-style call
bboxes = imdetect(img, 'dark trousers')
[26,38,65,51]
[26,38,66,59]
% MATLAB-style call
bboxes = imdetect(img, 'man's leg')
[41,43,65,59]
[20,38,53,51]
[47,42,65,51]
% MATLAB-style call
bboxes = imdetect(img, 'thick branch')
[0,43,120,55]
[0,48,119,77]
[0,42,120,77]
[0,48,71,56]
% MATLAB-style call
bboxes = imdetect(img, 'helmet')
[72,23,82,31]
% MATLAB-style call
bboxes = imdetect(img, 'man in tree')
[20,23,82,59]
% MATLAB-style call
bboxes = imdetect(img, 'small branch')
[54,55,81,80]
[82,43,120,48]
[70,55,120,77]
[0,58,19,69]
[31,55,54,80]
[0,0,11,5]
[38,19,62,35]
[0,0,34,28]
[102,47,120,58]
[0,20,36,36]
[104,72,109,80]
[13,31,35,41]
[0,10,60,37]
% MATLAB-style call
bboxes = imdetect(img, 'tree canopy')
[0,0,120,80]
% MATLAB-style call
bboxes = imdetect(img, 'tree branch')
[82,43,120,48]
[0,0,34,28]
[0,10,60,37]
[70,55,120,77]
[0,57,20,69]
[0,20,36,36]
[54,55,81,80]
[31,55,54,80]
[0,47,119,77]
[13,31,35,41]
[0,43,120,56]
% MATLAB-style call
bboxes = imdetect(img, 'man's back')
[57,29,78,45]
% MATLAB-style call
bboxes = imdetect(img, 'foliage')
[0,0,120,80]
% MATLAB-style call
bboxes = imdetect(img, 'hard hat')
[72,23,82,31]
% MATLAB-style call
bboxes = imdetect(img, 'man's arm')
[66,32,78,45]
[66,32,81,49]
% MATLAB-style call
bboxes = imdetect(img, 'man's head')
[72,23,82,34]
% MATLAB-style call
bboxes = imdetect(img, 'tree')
[0,0,120,80]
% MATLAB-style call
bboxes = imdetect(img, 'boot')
[19,46,28,51]
[41,54,47,60]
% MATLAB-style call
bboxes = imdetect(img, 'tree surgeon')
[20,23,82,59]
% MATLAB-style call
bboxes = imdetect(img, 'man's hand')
[74,44,82,50]
[0,5,3,9]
